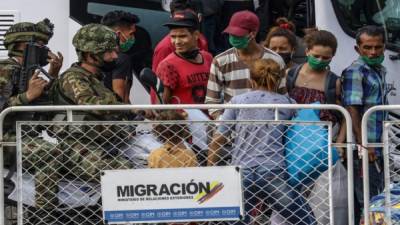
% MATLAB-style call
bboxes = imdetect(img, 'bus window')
[70,0,170,49]
[332,0,400,50]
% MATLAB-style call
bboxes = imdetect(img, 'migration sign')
[101,166,243,224]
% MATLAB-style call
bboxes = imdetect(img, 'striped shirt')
[205,47,284,114]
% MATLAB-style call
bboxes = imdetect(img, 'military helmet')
[73,24,118,54]
[4,18,54,50]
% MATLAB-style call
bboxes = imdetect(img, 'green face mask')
[120,34,135,52]
[307,55,331,70]
[361,55,384,66]
[229,35,250,49]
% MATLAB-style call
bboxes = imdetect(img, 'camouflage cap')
[3,18,54,49]
[72,23,118,54]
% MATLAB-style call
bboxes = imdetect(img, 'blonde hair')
[250,59,283,92]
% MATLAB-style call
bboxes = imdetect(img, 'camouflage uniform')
[34,24,133,223]
[0,20,54,166]
[0,19,54,126]
[0,19,58,224]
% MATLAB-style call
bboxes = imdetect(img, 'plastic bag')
[285,105,339,186]
[308,161,348,225]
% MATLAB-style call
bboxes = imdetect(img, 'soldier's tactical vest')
[50,65,133,150]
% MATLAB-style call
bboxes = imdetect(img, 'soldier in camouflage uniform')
[37,24,134,224]
[0,18,62,110]
[0,19,63,153]
[0,19,65,224]
[53,23,123,107]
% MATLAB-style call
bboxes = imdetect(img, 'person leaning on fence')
[341,25,388,224]
[148,110,198,168]
[208,58,316,225]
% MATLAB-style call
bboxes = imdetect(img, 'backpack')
[286,64,342,120]
[286,64,339,105]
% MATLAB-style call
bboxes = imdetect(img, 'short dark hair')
[304,30,338,55]
[265,27,297,50]
[170,0,200,14]
[101,10,139,28]
[356,25,385,45]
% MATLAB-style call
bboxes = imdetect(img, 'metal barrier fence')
[0,104,354,225]
[361,106,400,225]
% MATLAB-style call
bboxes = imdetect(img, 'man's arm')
[347,105,362,144]
[162,86,173,104]
[111,54,132,103]
[346,105,376,161]
[112,78,126,102]
[47,51,63,78]
[205,59,224,119]
[207,132,227,166]
[208,106,236,165]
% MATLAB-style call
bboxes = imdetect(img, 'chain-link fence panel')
[367,122,400,224]
[11,116,343,225]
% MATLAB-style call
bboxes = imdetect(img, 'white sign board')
[101,166,243,224]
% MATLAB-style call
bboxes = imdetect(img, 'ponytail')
[250,59,283,92]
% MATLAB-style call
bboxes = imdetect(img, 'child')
[148,110,198,168]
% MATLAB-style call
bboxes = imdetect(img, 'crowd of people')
[0,0,390,224]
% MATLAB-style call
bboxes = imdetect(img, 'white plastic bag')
[308,161,348,225]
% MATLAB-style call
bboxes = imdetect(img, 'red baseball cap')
[223,10,260,36]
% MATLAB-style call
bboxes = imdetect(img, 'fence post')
[361,105,400,225]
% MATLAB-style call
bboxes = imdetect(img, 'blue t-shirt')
[219,90,296,169]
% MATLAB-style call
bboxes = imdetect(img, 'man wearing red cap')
[156,10,213,105]
[205,10,284,119]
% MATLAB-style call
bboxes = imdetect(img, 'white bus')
[0,0,399,104]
